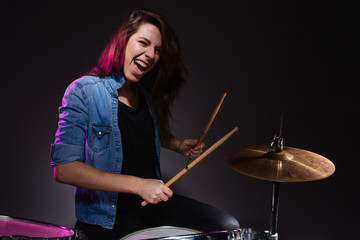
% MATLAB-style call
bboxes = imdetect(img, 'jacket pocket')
[88,123,112,152]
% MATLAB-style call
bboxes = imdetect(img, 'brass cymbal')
[225,145,335,182]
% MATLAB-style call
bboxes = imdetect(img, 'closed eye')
[155,47,161,55]
[138,37,161,56]
[138,40,148,46]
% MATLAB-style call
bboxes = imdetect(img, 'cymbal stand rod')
[278,100,286,138]
[269,181,280,240]
[270,100,286,152]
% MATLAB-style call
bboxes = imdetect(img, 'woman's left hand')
[177,139,205,160]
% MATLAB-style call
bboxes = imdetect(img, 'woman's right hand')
[137,179,173,204]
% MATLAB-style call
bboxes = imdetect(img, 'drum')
[0,215,77,240]
[240,228,269,240]
[120,226,241,240]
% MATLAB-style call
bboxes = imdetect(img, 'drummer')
[50,9,240,240]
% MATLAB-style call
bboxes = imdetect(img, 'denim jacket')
[50,74,162,229]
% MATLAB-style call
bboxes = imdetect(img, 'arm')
[161,128,205,159]
[54,161,172,204]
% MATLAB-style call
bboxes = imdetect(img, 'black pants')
[75,194,240,240]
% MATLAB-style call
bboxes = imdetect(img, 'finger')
[156,182,172,202]
[184,139,198,148]
[163,186,173,198]
[191,148,202,153]
[147,197,158,204]
[189,151,198,160]
[149,192,163,204]
[159,191,169,202]
[190,148,202,156]
[195,142,205,150]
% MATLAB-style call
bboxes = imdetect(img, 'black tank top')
[116,92,158,209]
[118,93,157,178]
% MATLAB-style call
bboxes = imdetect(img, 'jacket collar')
[102,73,126,97]
[102,73,149,99]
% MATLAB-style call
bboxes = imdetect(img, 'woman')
[50,9,239,239]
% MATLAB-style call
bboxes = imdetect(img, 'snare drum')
[120,226,241,240]
[0,215,77,240]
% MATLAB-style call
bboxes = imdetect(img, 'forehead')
[132,23,162,46]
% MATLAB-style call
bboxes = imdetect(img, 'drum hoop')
[151,229,241,240]
[0,215,74,240]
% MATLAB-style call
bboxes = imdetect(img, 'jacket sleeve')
[50,81,89,166]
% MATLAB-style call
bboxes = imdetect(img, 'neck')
[118,81,139,108]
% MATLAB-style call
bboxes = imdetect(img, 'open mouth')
[134,59,148,72]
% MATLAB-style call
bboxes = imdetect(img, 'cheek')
[148,56,160,72]
[124,43,136,62]
[154,56,160,65]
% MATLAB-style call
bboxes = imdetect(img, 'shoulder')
[64,74,123,99]
[64,75,106,95]
[69,75,102,89]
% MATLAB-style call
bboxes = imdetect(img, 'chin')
[125,74,142,83]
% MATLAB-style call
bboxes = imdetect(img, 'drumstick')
[142,127,238,207]
[187,92,227,165]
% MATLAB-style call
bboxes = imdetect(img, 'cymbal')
[225,145,335,182]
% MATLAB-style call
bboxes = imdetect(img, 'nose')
[145,47,156,60]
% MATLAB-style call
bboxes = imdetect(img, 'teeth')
[135,60,148,68]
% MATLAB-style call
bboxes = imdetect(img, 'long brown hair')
[90,9,187,139]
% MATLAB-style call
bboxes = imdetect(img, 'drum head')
[121,226,200,240]
[0,215,74,239]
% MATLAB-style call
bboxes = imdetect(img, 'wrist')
[126,176,144,195]
[176,142,182,153]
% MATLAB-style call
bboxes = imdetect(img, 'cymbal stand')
[264,135,283,240]
[267,106,285,240]
[268,181,280,240]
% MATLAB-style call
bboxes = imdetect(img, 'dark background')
[1,1,359,239]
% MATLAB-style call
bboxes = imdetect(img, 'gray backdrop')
[1,1,358,239]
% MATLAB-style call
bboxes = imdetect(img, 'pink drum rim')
[0,215,74,239]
